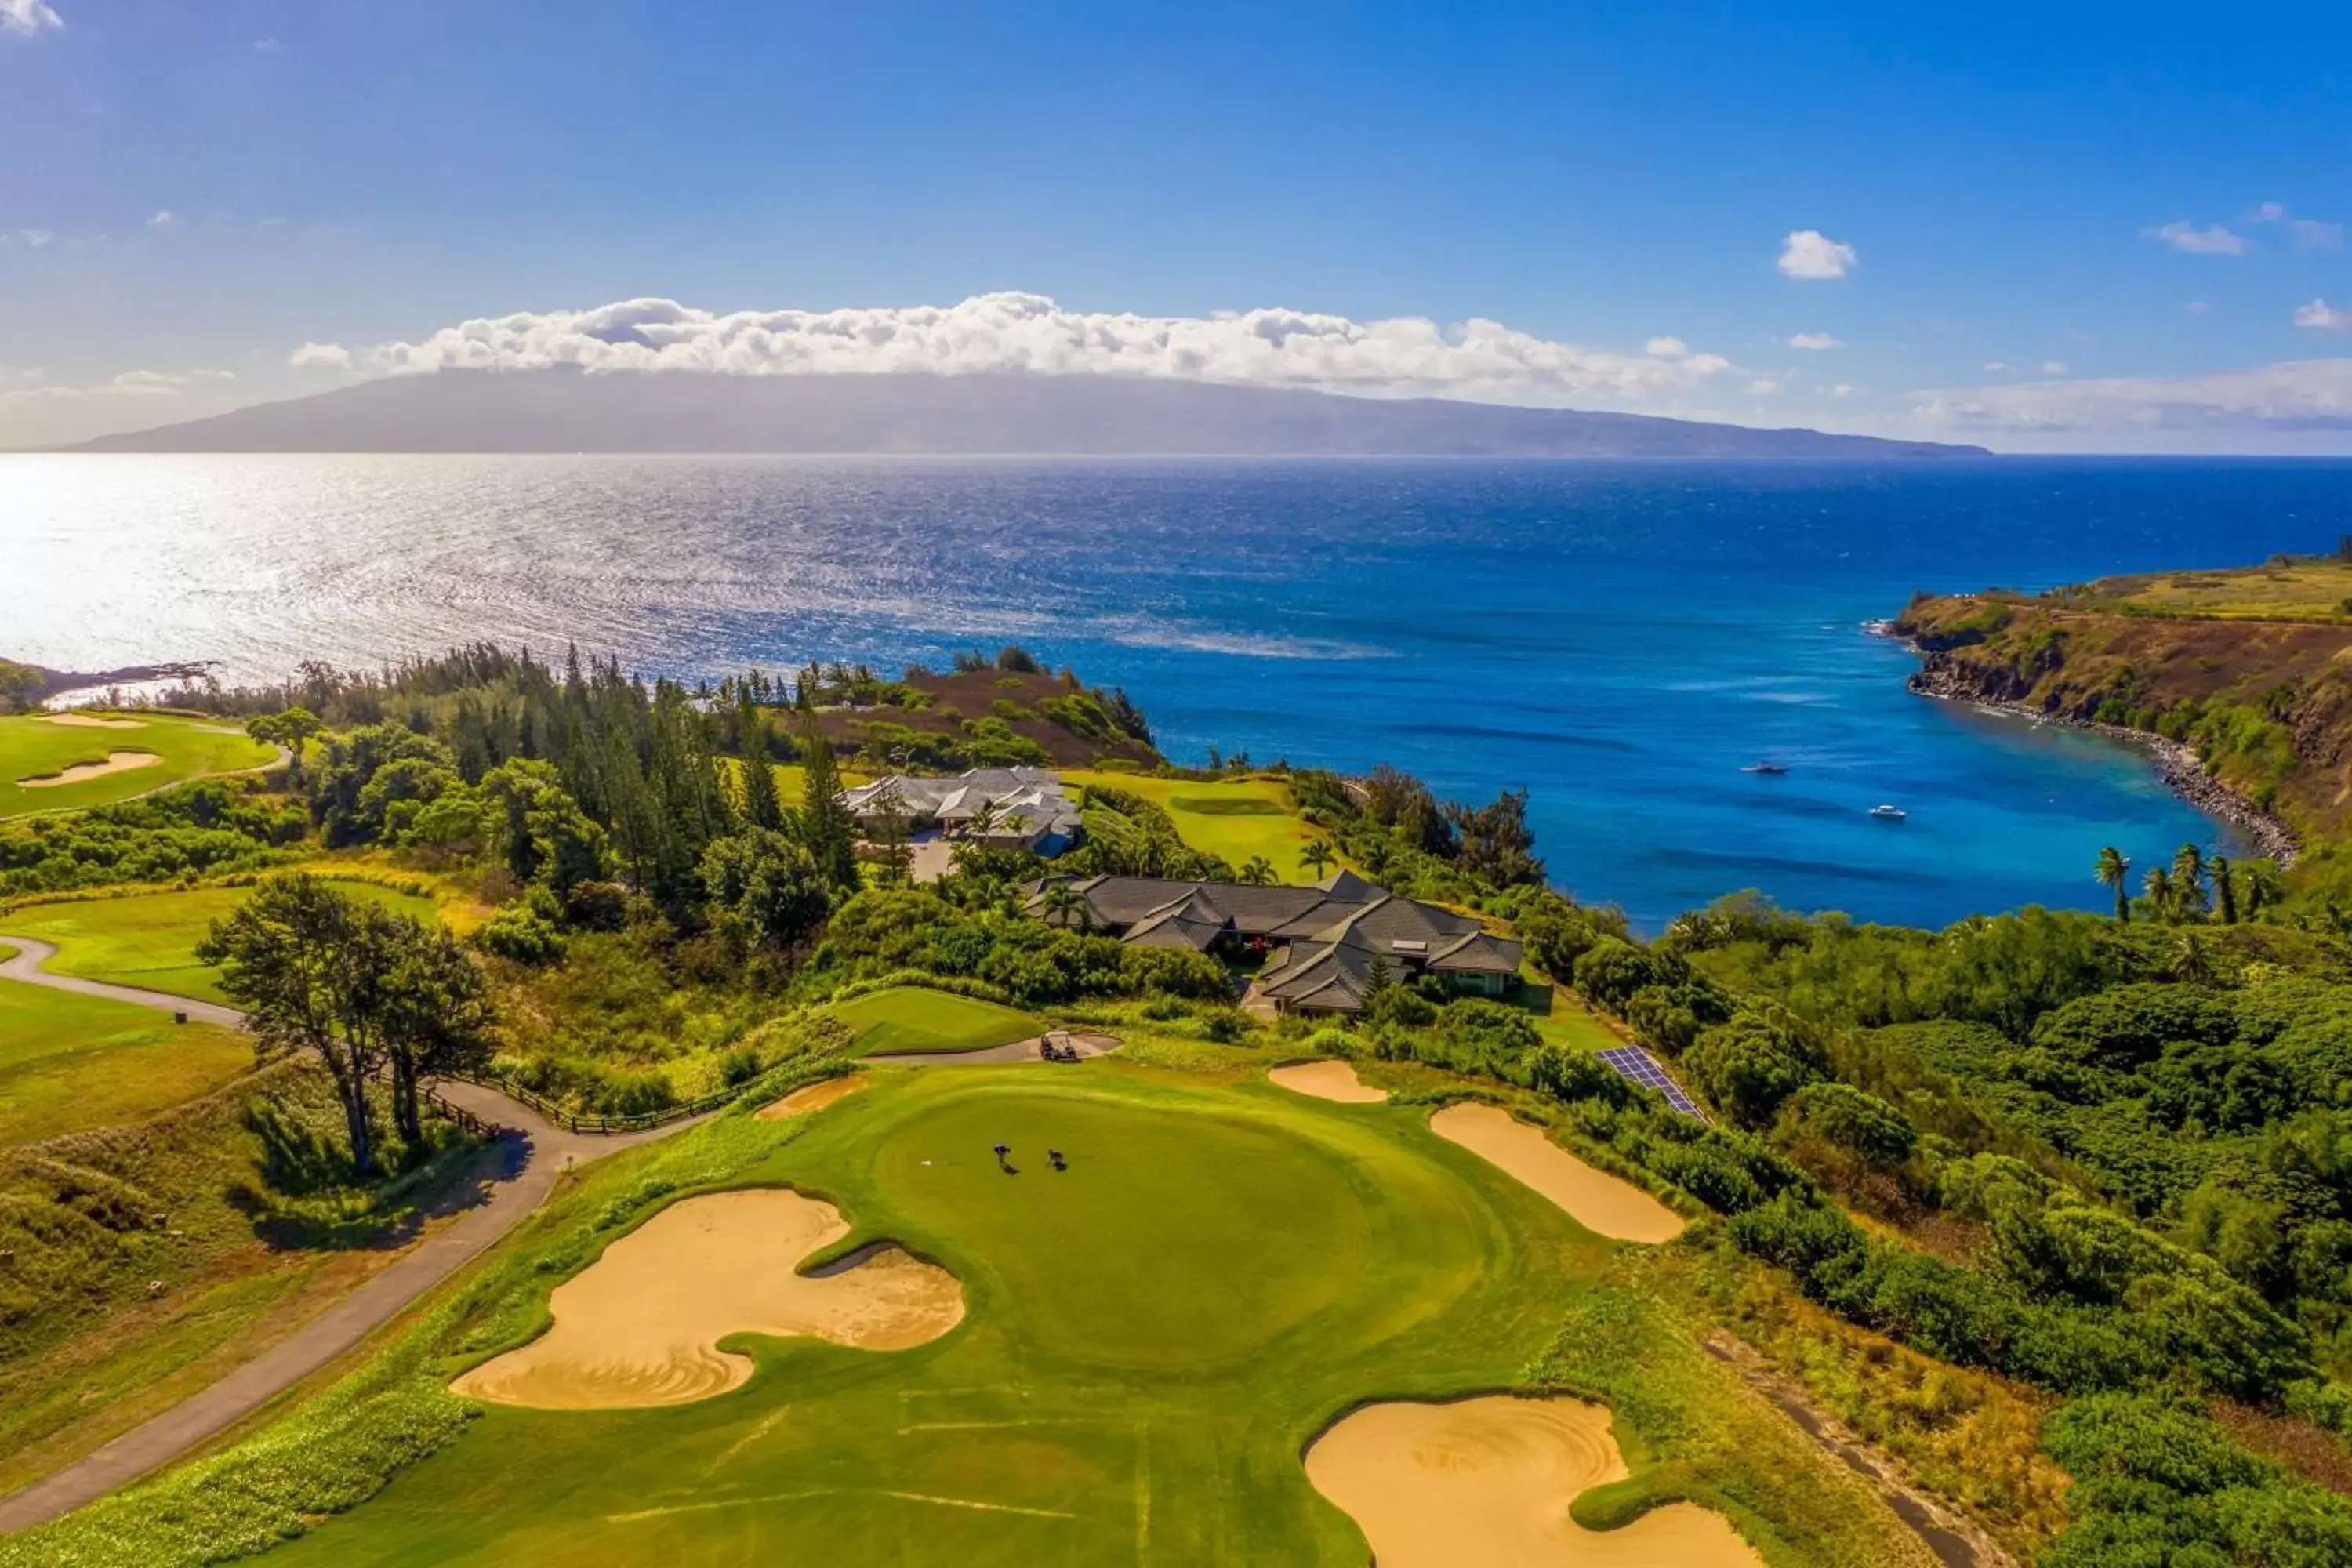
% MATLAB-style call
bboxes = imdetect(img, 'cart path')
[0,936,702,1536]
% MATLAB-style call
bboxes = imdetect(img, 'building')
[1025,869,1523,1015]
[842,767,1082,855]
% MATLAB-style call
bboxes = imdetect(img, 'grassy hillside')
[0,957,251,1145]
[828,985,1040,1055]
[1063,770,1336,876]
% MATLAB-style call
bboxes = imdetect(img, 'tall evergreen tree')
[796,706,862,889]
[738,688,785,831]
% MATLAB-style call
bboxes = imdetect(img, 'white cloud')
[288,341,354,370]
[1748,378,1781,394]
[147,210,176,228]
[2145,220,2249,256]
[1787,332,1842,350]
[1643,336,1688,358]
[2297,300,2350,332]
[1915,355,2352,434]
[1777,230,1856,281]
[0,0,62,36]
[1831,383,1857,399]
[0,229,53,248]
[1982,361,2009,372]
[2041,360,2070,376]
[254,36,284,54]
[2254,202,2342,252]
[326,292,1741,406]
[2185,300,2211,314]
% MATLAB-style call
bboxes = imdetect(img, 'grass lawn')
[721,760,869,809]
[118,1065,1918,1567]
[0,713,277,819]
[0,882,441,1005]
[828,985,1040,1056]
[1063,770,1337,880]
[0,959,251,1145]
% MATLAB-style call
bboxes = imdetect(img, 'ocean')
[7,452,2350,928]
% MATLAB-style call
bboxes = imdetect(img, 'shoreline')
[1867,620,2301,868]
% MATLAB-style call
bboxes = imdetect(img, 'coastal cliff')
[1886,578,2352,862]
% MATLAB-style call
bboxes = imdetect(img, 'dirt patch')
[1431,1103,1685,1244]
[41,714,147,729]
[757,1073,869,1120]
[1269,1059,1388,1104]
[450,1189,961,1409]
[1306,1395,1763,1567]
[20,751,165,788]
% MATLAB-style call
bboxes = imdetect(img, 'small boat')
[1742,762,1789,775]
[1868,804,1907,822]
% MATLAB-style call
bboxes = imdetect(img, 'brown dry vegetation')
[806,668,1161,769]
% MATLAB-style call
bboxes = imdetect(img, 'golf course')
[0,945,251,1145]
[74,1059,1919,1568]
[0,713,277,818]
[0,880,440,1005]
[829,985,1042,1057]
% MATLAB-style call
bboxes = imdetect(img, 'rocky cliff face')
[1890,595,2352,853]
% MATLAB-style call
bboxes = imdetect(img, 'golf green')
[258,1066,1600,1565]
[0,713,276,819]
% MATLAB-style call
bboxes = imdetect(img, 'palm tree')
[2242,858,2284,919]
[2143,866,2174,924]
[1239,855,1276,886]
[2173,844,2208,920]
[2170,931,2214,984]
[1040,880,1085,931]
[1300,840,1337,880]
[2210,854,2238,924]
[2096,846,2131,924]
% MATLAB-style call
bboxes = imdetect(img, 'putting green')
[256,1067,1605,1565]
[0,882,441,1006]
[0,713,276,818]
[830,985,1040,1056]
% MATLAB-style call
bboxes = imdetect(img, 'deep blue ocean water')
[8,454,2351,928]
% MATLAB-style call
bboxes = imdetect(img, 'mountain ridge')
[67,370,1992,458]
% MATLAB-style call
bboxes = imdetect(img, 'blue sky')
[4,0,2349,450]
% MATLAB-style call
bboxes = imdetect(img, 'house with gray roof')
[844,767,1081,855]
[1025,869,1522,1015]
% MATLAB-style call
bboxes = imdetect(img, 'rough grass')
[0,882,439,1004]
[1063,770,1336,877]
[22,1065,1922,1567]
[2064,559,2352,622]
[0,971,251,1145]
[827,984,1040,1055]
[0,714,276,820]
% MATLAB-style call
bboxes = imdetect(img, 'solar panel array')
[1595,1046,1709,1120]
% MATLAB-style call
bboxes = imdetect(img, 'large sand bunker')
[20,751,165,788]
[451,1189,961,1409]
[1270,1059,1389,1104]
[1307,1395,1763,1568]
[1431,1103,1685,1244]
[757,1073,869,1120]
[42,713,147,729]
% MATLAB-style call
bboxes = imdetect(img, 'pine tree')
[737,688,785,831]
[797,706,862,889]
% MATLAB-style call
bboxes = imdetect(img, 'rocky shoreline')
[1875,622,2302,868]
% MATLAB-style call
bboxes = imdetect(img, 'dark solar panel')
[1595,1046,1708,1120]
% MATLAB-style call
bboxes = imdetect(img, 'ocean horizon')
[10,452,2350,929]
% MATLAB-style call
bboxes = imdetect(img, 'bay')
[6,452,2349,927]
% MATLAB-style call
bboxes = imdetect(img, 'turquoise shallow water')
[7,453,2350,927]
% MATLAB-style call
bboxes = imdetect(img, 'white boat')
[1868,804,1907,822]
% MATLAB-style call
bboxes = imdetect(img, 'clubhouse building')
[1025,869,1523,1016]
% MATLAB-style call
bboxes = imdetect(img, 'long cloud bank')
[314,291,1734,405]
[1917,358,2352,434]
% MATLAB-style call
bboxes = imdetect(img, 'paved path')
[865,1029,1122,1067]
[0,938,700,1536]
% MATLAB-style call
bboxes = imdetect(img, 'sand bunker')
[757,1073,869,1120]
[1307,1395,1762,1568]
[20,751,165,789]
[42,713,147,729]
[1269,1058,1389,1104]
[1431,1103,1685,1244]
[450,1189,961,1410]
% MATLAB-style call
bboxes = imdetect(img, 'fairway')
[0,956,249,1144]
[829,985,1040,1056]
[0,882,441,1006]
[256,1068,1612,1565]
[0,713,277,818]
[1063,771,1334,877]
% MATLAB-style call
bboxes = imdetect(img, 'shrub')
[473,904,568,966]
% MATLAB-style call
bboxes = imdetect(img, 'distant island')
[64,369,1992,459]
